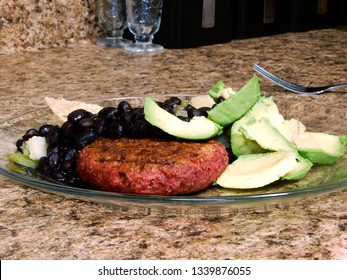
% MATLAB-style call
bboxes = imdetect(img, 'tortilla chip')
[45,97,103,122]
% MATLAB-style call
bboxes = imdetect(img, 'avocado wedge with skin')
[216,151,298,189]
[230,96,305,157]
[282,157,313,180]
[208,75,261,126]
[239,118,299,154]
[144,97,222,140]
[294,132,347,165]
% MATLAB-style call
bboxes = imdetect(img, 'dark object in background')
[290,0,342,31]
[153,0,233,48]
[340,0,347,25]
[123,0,345,48]
[233,0,290,39]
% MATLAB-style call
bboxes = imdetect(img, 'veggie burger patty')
[76,138,228,195]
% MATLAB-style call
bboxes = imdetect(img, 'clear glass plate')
[0,95,346,215]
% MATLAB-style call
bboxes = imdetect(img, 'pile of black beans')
[15,97,212,186]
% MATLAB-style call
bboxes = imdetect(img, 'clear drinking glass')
[125,0,164,53]
[96,0,132,47]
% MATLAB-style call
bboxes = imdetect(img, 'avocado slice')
[144,97,222,140]
[208,75,261,126]
[230,97,275,156]
[7,152,39,169]
[216,151,297,189]
[294,132,347,165]
[230,96,305,156]
[230,131,266,156]
[239,118,298,154]
[282,157,313,180]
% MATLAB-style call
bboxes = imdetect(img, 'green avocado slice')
[282,157,313,180]
[7,152,39,169]
[239,118,298,154]
[230,131,266,156]
[208,75,261,126]
[216,151,297,189]
[144,97,222,140]
[230,96,305,157]
[294,132,347,165]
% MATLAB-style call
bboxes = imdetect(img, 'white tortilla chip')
[45,97,103,122]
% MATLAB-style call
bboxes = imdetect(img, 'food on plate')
[6,75,346,194]
[208,80,235,101]
[144,96,222,140]
[76,138,228,195]
[216,152,298,189]
[281,157,313,180]
[189,95,215,109]
[7,152,39,169]
[230,96,306,157]
[45,97,103,122]
[208,75,261,126]
[293,132,346,165]
[21,136,48,160]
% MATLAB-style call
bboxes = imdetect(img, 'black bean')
[48,151,61,169]
[62,148,77,162]
[60,160,74,173]
[198,107,210,117]
[78,117,95,130]
[185,104,194,111]
[46,125,61,147]
[51,170,65,182]
[119,111,133,128]
[47,144,60,155]
[177,116,190,122]
[61,121,75,139]
[95,118,107,136]
[16,138,24,152]
[106,121,124,139]
[98,107,119,120]
[74,130,98,149]
[147,124,175,140]
[22,128,39,141]
[129,120,148,138]
[38,156,51,175]
[67,109,91,124]
[216,96,225,104]
[130,108,145,121]
[117,101,132,114]
[161,105,175,115]
[187,107,204,119]
[38,125,53,137]
[163,97,181,108]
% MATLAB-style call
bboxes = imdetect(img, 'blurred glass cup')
[96,0,132,47]
[125,0,164,53]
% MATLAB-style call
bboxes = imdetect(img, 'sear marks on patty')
[76,138,228,195]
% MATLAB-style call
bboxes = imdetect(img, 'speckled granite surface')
[0,0,99,54]
[0,27,347,259]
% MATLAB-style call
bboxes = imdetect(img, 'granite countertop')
[0,27,347,260]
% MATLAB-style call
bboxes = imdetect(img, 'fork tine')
[253,64,303,92]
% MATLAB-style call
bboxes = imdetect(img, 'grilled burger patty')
[76,138,228,195]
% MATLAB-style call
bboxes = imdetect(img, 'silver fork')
[253,64,347,95]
